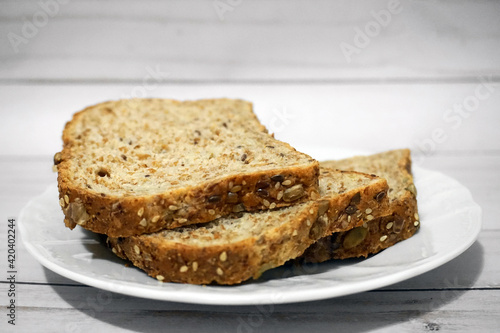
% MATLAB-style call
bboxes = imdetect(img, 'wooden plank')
[0,153,498,286]
[0,157,56,217]
[0,156,497,332]
[1,83,500,156]
[1,0,500,81]
[1,284,499,332]
[1,157,497,289]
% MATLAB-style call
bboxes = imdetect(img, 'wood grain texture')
[1,0,500,81]
[1,83,499,156]
[1,0,499,331]
[1,284,499,333]
[1,155,497,286]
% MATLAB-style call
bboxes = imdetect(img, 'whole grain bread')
[55,98,320,237]
[107,168,390,285]
[300,149,420,262]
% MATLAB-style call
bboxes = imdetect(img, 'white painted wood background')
[1,0,499,332]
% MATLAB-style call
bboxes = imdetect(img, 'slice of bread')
[107,168,390,285]
[55,98,320,237]
[300,149,420,262]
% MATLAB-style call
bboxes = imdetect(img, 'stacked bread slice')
[300,149,419,262]
[55,98,419,285]
[56,98,320,237]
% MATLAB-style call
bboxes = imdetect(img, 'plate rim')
[18,165,482,305]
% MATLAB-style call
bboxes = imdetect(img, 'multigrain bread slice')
[300,149,420,262]
[107,168,391,285]
[55,98,320,237]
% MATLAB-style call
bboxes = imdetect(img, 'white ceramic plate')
[19,158,482,305]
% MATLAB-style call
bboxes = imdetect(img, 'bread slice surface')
[301,149,420,262]
[108,168,390,285]
[56,98,319,236]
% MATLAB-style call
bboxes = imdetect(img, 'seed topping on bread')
[56,98,320,236]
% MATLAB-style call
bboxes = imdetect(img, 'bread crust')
[301,191,418,261]
[317,169,391,235]
[58,165,319,237]
[108,202,322,285]
[107,170,390,285]
[56,98,320,237]
[300,149,420,262]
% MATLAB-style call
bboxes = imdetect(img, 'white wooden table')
[1,1,499,332]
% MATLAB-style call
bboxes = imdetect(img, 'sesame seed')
[269,202,277,209]
[380,235,388,242]
[242,180,247,186]
[309,208,315,215]
[139,218,147,226]
[180,265,188,273]
[366,215,374,221]
[306,220,311,226]
[365,208,372,214]
[386,222,393,229]
[156,275,165,281]
[137,207,144,217]
[151,215,160,223]
[64,195,69,204]
[59,198,65,207]
[414,213,419,221]
[208,209,216,215]
[112,248,117,254]
[133,245,140,254]
[363,222,368,228]
[292,230,298,236]
[230,185,242,193]
[414,221,420,227]
[275,182,281,189]
[348,215,352,223]
[277,191,284,200]
[192,261,198,272]
[282,180,292,186]
[228,181,234,189]
[263,199,270,207]
[216,268,223,276]
[169,205,179,211]
[219,251,227,262]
